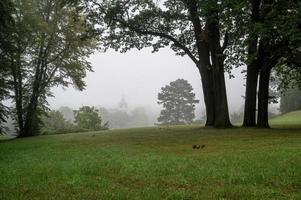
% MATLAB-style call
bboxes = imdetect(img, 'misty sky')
[49,48,246,115]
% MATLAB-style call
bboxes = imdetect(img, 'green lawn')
[270,111,301,128]
[1,125,301,200]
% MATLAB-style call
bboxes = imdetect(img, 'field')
[270,111,301,128]
[0,113,301,199]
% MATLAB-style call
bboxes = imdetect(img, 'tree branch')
[222,32,229,51]
[114,18,198,64]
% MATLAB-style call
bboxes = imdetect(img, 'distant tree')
[74,106,103,131]
[129,107,149,128]
[41,110,73,134]
[157,79,199,125]
[107,109,129,129]
[280,87,301,114]
[58,106,75,122]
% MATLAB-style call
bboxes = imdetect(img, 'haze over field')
[49,48,246,116]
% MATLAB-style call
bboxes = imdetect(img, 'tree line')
[1,0,301,137]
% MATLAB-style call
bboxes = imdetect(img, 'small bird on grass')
[192,144,205,149]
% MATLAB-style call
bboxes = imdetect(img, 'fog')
[48,47,246,125]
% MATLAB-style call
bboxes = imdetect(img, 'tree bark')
[207,7,232,128]
[212,67,232,127]
[198,64,215,126]
[243,0,261,127]
[257,65,271,128]
[243,62,259,127]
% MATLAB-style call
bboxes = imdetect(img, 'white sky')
[48,47,246,115]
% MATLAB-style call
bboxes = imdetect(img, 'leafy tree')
[243,0,301,128]
[83,0,249,127]
[58,106,75,122]
[280,87,301,114]
[157,79,199,125]
[41,110,73,134]
[5,0,95,137]
[74,106,103,131]
[104,108,129,129]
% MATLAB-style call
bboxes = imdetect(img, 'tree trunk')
[257,66,271,128]
[243,0,261,127]
[207,7,232,128]
[187,0,215,127]
[212,66,232,127]
[198,65,215,127]
[243,62,259,127]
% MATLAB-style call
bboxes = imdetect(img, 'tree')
[242,0,301,128]
[74,106,103,131]
[41,110,73,134]
[0,0,15,133]
[280,87,301,114]
[83,0,247,127]
[5,0,95,137]
[58,106,75,122]
[157,79,199,125]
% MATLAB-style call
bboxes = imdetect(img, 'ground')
[0,113,301,199]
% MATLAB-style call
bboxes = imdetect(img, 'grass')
[0,111,301,199]
[270,110,301,128]
[1,127,301,199]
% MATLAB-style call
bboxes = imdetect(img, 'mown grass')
[1,125,301,200]
[270,111,301,128]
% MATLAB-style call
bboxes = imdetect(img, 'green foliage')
[99,106,150,129]
[157,79,199,125]
[258,0,301,89]
[0,127,301,199]
[280,87,301,114]
[41,110,75,135]
[84,0,246,69]
[58,106,75,122]
[4,0,95,137]
[74,106,106,131]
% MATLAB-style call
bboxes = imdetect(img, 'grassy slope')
[270,111,301,128]
[1,126,301,200]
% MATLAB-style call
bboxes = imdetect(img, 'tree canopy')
[3,0,95,137]
[83,0,250,127]
[74,106,104,131]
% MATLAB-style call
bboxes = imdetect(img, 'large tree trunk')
[243,0,261,127]
[187,0,231,127]
[11,51,27,137]
[207,7,232,128]
[212,66,232,127]
[243,62,259,127]
[198,64,215,127]
[257,65,271,128]
[187,0,216,127]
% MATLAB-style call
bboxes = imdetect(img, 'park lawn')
[0,126,301,200]
[270,111,301,128]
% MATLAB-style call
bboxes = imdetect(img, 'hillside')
[0,126,301,199]
[270,110,301,128]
